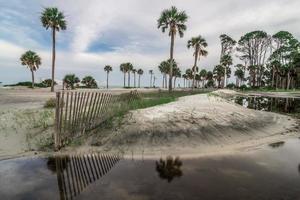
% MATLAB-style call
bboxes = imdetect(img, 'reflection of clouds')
[0,157,57,199]
[156,156,183,183]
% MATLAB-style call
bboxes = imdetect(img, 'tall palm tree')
[120,63,127,88]
[20,50,41,88]
[149,70,154,87]
[104,65,112,89]
[127,63,133,87]
[187,35,208,89]
[41,7,67,92]
[157,6,188,92]
[132,69,137,88]
[137,69,144,88]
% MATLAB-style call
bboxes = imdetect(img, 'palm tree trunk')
[169,31,175,92]
[31,69,35,89]
[287,72,291,90]
[271,69,275,87]
[138,75,141,88]
[224,66,227,88]
[128,72,130,87]
[51,28,56,92]
[162,74,164,88]
[123,73,126,88]
[106,72,109,89]
[192,48,199,90]
[134,73,136,88]
[150,74,152,87]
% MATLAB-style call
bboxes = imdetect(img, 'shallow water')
[1,138,300,200]
[230,95,300,115]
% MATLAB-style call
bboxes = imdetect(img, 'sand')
[79,92,300,158]
[1,87,299,160]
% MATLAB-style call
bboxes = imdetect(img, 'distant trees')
[20,50,41,88]
[63,74,80,89]
[120,62,133,88]
[104,65,112,89]
[187,35,208,89]
[81,76,97,88]
[137,69,144,88]
[158,6,188,92]
[219,34,236,88]
[41,7,66,92]
[132,69,137,88]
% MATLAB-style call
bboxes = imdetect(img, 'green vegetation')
[20,50,41,88]
[41,7,67,92]
[44,98,57,108]
[81,75,98,88]
[63,74,80,89]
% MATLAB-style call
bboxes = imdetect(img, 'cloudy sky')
[1,0,300,86]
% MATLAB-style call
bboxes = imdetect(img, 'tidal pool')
[230,95,300,115]
[1,138,300,200]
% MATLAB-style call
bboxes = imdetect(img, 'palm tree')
[220,54,233,88]
[185,68,193,88]
[137,69,144,88]
[127,63,133,87]
[149,70,154,87]
[81,75,98,88]
[104,65,112,89]
[120,63,127,88]
[158,61,169,88]
[199,69,207,88]
[20,50,41,88]
[187,35,208,89]
[157,6,188,92]
[213,65,225,88]
[234,69,244,87]
[63,74,80,90]
[41,7,67,92]
[132,69,137,88]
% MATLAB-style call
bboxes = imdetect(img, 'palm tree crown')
[20,51,41,71]
[41,7,67,31]
[104,65,112,73]
[157,6,188,37]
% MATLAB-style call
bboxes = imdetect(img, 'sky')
[1,0,300,87]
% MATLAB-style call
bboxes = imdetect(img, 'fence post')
[55,92,61,150]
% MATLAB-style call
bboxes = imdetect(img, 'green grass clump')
[44,98,57,108]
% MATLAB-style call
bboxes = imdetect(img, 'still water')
[230,95,300,115]
[1,139,300,200]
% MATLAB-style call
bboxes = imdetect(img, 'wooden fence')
[55,90,140,149]
[53,153,121,200]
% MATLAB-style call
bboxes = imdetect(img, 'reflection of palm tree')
[156,156,183,182]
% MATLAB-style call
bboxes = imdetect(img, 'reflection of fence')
[53,153,121,200]
[55,90,140,149]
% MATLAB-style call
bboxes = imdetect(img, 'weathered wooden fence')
[55,90,140,149]
[53,153,121,200]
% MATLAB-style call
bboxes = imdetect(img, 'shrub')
[226,83,236,89]
[42,79,57,87]
[44,98,57,108]
[239,84,248,90]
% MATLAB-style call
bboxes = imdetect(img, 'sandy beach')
[0,87,299,160]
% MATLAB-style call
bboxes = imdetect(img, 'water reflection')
[269,141,285,148]
[156,156,183,182]
[47,154,121,200]
[231,96,300,114]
